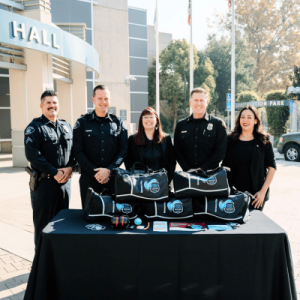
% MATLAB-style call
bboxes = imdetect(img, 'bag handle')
[187,166,229,177]
[130,162,153,174]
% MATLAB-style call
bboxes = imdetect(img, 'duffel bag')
[193,190,252,223]
[113,162,169,202]
[141,198,193,219]
[84,188,139,221]
[174,167,230,198]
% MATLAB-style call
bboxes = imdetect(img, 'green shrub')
[237,91,260,103]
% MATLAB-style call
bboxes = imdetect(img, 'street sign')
[289,101,293,113]
[226,94,231,112]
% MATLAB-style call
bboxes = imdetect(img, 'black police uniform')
[73,111,128,208]
[24,115,76,247]
[174,112,227,171]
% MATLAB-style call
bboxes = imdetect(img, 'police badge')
[207,123,213,130]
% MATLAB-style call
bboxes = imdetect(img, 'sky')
[127,0,229,51]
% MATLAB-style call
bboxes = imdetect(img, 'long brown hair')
[230,106,269,144]
[134,107,166,145]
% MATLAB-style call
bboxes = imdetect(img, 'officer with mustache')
[73,85,128,209]
[174,87,227,172]
[24,90,76,247]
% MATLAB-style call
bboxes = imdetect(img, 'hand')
[57,167,73,184]
[252,190,266,209]
[94,168,110,184]
[54,170,64,183]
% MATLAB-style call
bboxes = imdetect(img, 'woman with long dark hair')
[125,107,176,185]
[222,106,276,210]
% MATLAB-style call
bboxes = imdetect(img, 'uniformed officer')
[73,85,128,208]
[174,87,227,171]
[24,90,76,247]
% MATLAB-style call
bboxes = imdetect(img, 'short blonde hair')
[190,87,209,100]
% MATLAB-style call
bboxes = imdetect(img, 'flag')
[228,0,232,12]
[188,0,191,25]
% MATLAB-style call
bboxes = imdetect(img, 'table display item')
[111,215,130,229]
[141,198,193,219]
[207,225,233,231]
[85,224,106,231]
[193,190,252,223]
[174,167,230,198]
[134,218,142,225]
[153,221,168,232]
[169,222,206,231]
[84,188,139,221]
[113,162,169,202]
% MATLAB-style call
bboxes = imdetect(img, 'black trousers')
[30,178,71,247]
[79,172,114,209]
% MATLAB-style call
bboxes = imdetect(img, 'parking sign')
[226,94,231,112]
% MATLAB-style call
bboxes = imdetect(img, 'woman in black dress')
[125,107,176,186]
[222,106,276,210]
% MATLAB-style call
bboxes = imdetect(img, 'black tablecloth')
[24,209,297,300]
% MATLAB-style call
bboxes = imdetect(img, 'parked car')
[277,132,300,162]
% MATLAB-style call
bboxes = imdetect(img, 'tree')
[289,65,300,100]
[264,90,290,137]
[148,39,199,132]
[194,53,217,114]
[205,33,256,115]
[237,91,260,103]
[214,0,300,94]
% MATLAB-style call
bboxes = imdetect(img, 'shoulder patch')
[73,120,80,130]
[122,122,127,130]
[25,137,33,144]
[25,126,35,135]
[63,125,69,133]
[222,120,227,129]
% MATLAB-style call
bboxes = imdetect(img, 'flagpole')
[190,0,193,115]
[155,0,160,117]
[230,0,235,130]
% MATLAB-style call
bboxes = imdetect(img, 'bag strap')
[131,162,153,174]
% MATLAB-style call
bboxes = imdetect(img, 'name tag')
[85,130,92,132]
[181,131,187,133]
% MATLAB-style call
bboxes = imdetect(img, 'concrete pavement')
[0,152,299,299]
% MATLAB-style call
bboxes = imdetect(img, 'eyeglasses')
[142,116,155,120]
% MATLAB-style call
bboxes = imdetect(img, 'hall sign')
[0,9,99,76]
[12,21,60,49]
[235,100,291,109]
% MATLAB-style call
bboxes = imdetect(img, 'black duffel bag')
[84,188,139,222]
[174,167,230,198]
[141,198,193,220]
[193,190,252,223]
[113,162,169,202]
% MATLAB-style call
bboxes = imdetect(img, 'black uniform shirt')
[24,115,76,176]
[73,111,128,176]
[174,113,227,171]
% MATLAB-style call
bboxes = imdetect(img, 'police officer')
[73,85,128,208]
[174,87,227,171]
[24,90,76,247]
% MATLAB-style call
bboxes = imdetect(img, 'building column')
[10,49,53,167]
[71,61,87,123]
[56,81,73,125]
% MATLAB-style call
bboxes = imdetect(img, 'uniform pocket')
[202,130,216,144]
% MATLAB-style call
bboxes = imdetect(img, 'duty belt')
[40,173,53,179]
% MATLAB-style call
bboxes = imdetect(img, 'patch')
[63,125,69,133]
[111,122,118,131]
[25,137,33,144]
[219,200,235,214]
[207,123,213,131]
[222,120,227,129]
[196,176,217,186]
[73,121,80,130]
[25,126,35,135]
[115,157,123,165]
[116,203,132,214]
[167,200,183,214]
[181,131,187,133]
[144,179,160,193]
[122,122,127,130]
